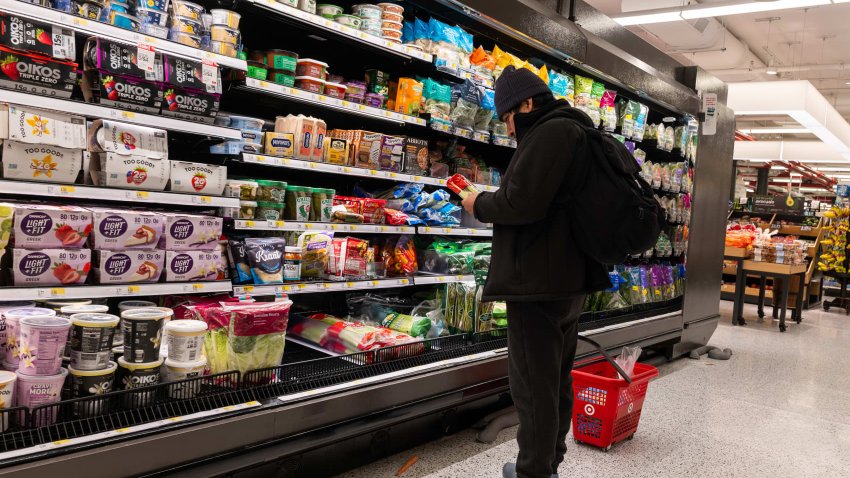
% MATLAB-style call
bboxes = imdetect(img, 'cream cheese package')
[13,204,91,249]
[160,214,222,251]
[87,119,168,159]
[89,208,164,250]
[94,249,164,283]
[164,250,224,281]
[0,104,86,149]
[12,248,91,285]
[168,161,226,195]
[89,152,170,190]
[2,141,83,183]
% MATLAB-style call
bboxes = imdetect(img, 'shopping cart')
[571,338,659,451]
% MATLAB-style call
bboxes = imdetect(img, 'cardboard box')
[0,45,78,98]
[168,161,226,195]
[12,248,91,286]
[161,87,220,124]
[89,152,170,190]
[0,13,75,59]
[350,131,383,170]
[84,37,163,82]
[87,119,168,159]
[264,132,294,157]
[163,54,220,93]
[0,104,86,149]
[164,250,224,282]
[82,70,163,114]
[402,137,429,175]
[324,137,349,165]
[89,207,164,250]
[379,135,404,172]
[93,249,164,283]
[2,140,82,183]
[160,213,222,251]
[13,204,91,249]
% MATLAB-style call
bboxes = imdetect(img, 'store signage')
[701,92,717,136]
[750,194,805,214]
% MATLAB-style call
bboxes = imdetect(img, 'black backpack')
[565,122,665,265]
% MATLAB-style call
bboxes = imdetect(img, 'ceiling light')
[815,167,850,171]
[740,128,810,134]
[766,68,779,75]
[612,0,831,25]
[613,11,683,26]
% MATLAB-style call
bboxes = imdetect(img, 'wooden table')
[738,260,807,332]
[724,247,750,326]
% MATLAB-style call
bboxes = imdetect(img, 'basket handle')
[577,335,633,384]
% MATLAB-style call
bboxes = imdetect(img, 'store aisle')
[335,302,850,478]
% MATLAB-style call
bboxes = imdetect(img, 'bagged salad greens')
[224,301,291,376]
[289,313,421,357]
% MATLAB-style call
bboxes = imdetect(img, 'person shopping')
[461,65,609,478]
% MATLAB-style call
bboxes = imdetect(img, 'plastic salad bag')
[224,301,291,376]
[614,345,642,379]
[450,79,482,130]
[411,298,450,338]
[474,88,495,132]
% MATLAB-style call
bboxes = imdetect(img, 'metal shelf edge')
[0,282,233,301]
[0,181,239,207]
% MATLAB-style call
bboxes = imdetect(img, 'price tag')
[389,172,398,178]
[346,282,355,288]
[136,191,149,199]
[320,283,331,289]
[438,276,446,282]
[120,111,136,120]
[283,285,292,292]
[400,279,410,285]
[369,170,378,175]
[370,280,380,287]
[801,225,813,231]
[192,284,203,291]
[456,275,465,281]
[343,167,352,173]
[192,195,212,204]
[245,220,255,228]
[50,288,66,297]
[114,428,131,434]
[202,60,219,93]
[127,286,140,294]
[379,226,388,232]
[297,284,307,290]
[266,220,278,228]
[52,27,75,60]
[413,176,422,182]
[242,286,255,293]
[137,43,156,73]
[52,439,71,446]
[304,223,313,229]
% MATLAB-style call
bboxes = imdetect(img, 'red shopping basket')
[571,361,659,451]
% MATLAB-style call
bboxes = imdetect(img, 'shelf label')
[400,279,410,285]
[346,282,355,288]
[137,43,156,73]
[51,27,75,60]
[297,284,307,290]
[191,195,212,204]
[127,286,140,294]
[283,285,292,292]
[191,284,204,291]
[202,60,220,93]
[242,286,254,293]
[44,288,66,297]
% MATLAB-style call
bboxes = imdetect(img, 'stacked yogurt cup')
[62,304,120,416]
[117,306,172,406]
[161,319,208,398]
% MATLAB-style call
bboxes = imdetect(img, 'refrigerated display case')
[0,0,733,476]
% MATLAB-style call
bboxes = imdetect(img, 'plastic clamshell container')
[294,76,325,94]
[210,141,263,155]
[316,4,343,18]
[265,50,298,72]
[295,59,328,79]
[323,81,346,99]
[140,23,169,38]
[352,3,382,19]
[228,115,265,131]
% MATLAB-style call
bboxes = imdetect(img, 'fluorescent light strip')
[614,0,835,25]
[740,128,811,134]
[614,11,683,26]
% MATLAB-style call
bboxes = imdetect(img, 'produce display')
[725,222,759,249]
[818,206,850,273]
[584,265,685,312]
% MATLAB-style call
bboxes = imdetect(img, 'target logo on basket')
[584,404,595,416]
[628,403,634,413]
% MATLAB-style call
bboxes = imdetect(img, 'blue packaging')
[108,11,140,31]
[402,21,413,44]
[139,0,169,12]
[136,7,168,26]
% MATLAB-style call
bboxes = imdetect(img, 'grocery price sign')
[750,194,804,214]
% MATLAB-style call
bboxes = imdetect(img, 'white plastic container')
[163,320,207,362]
[161,356,207,398]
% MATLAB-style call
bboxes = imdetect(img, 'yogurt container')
[111,345,124,361]
[352,4,382,19]
[168,31,201,48]
[207,41,238,57]
[4,308,56,368]
[171,0,204,20]
[60,305,110,316]
[117,356,162,407]
[0,302,37,361]
[161,356,206,398]
[69,313,119,370]
[118,300,158,312]
[335,14,361,29]
[136,6,168,25]
[68,361,116,416]
[229,115,265,132]
[16,369,67,425]
[295,59,328,79]
[316,4,342,18]
[171,15,203,35]
[295,76,325,94]
[121,308,170,363]
[210,25,239,44]
[210,8,241,28]
[18,316,71,376]
[0,370,16,416]
[163,320,206,362]
[139,0,169,11]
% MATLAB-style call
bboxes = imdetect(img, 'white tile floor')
[336,300,850,478]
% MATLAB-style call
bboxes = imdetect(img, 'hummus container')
[229,115,265,131]
[68,361,116,416]
[352,3,382,19]
[161,213,223,251]
[161,356,206,398]
[116,356,162,407]
[381,19,402,30]
[140,23,169,38]
[17,369,66,424]
[295,76,325,94]
[382,28,402,41]
[295,59,328,79]
[265,49,297,72]
[5,309,56,369]
[18,316,71,376]
[136,6,168,26]
[224,180,259,200]
[13,204,91,250]
[360,17,382,30]
[381,10,402,23]
[89,208,164,251]
[377,2,403,14]
[268,70,295,87]
[210,8,241,28]
[255,202,285,221]
[163,320,206,362]
[316,4,343,18]
[171,0,203,20]
[171,15,203,35]
[256,179,287,202]
[298,0,316,13]
[168,31,201,48]
[335,14,361,29]
[140,0,168,11]
[1,141,83,184]
[207,41,238,58]
[247,61,268,80]
[13,249,91,287]
[164,250,224,282]
[209,141,262,155]
[168,161,227,195]
[121,308,169,363]
[68,313,119,370]
[210,25,239,45]
[94,249,165,284]
[323,81,346,99]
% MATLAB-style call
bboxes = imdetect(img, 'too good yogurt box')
[13,204,91,249]
[2,140,83,183]
[160,214,222,251]
[0,105,86,149]
[94,249,164,283]
[164,250,224,282]
[12,249,91,286]
[89,152,170,190]
[89,208,164,250]
[168,161,226,196]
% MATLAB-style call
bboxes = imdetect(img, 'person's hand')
[461,192,479,217]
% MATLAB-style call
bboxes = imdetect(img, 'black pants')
[507,297,584,478]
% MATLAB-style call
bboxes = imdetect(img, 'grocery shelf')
[0,180,239,207]
[243,0,432,63]
[240,154,498,192]
[233,277,412,296]
[0,282,233,301]
[0,90,242,139]
[429,121,516,149]
[418,226,493,237]
[232,219,415,234]
[0,0,246,70]
[413,274,475,285]
[241,78,427,126]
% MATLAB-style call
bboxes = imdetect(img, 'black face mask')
[511,100,566,142]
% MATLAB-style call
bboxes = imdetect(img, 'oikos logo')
[18,62,60,80]
[115,82,152,99]
[176,94,208,109]
[584,404,595,416]
[99,215,128,238]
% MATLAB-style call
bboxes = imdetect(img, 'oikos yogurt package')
[117,356,162,407]
[68,361,116,417]
[68,313,119,370]
[13,204,91,249]
[12,249,91,286]
[121,307,171,363]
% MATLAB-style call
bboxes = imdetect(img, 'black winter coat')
[473,99,610,302]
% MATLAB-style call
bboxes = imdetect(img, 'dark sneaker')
[502,462,558,478]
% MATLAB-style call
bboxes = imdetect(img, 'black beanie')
[494,65,554,118]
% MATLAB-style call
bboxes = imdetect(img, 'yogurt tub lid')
[44,299,91,307]
[240,200,259,207]
[121,308,172,321]
[0,301,36,312]
[69,361,117,377]
[112,345,123,353]
[118,356,164,370]
[0,370,16,384]
[16,368,67,382]
[70,313,120,328]
[118,300,157,311]
[296,58,329,68]
[210,8,240,15]
[61,304,110,315]
[164,356,207,369]
[174,15,203,25]
[20,316,71,328]
[164,320,207,335]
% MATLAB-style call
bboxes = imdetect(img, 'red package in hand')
[447,174,481,199]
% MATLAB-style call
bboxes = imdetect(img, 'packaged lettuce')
[621,100,640,138]
[575,75,594,109]
[413,18,431,51]
[590,81,606,109]
[470,46,495,72]
[548,71,570,100]
[633,103,649,141]
[492,302,507,328]
[450,79,482,129]
[600,90,618,132]
[225,301,291,378]
[456,26,473,54]
[474,88,495,132]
